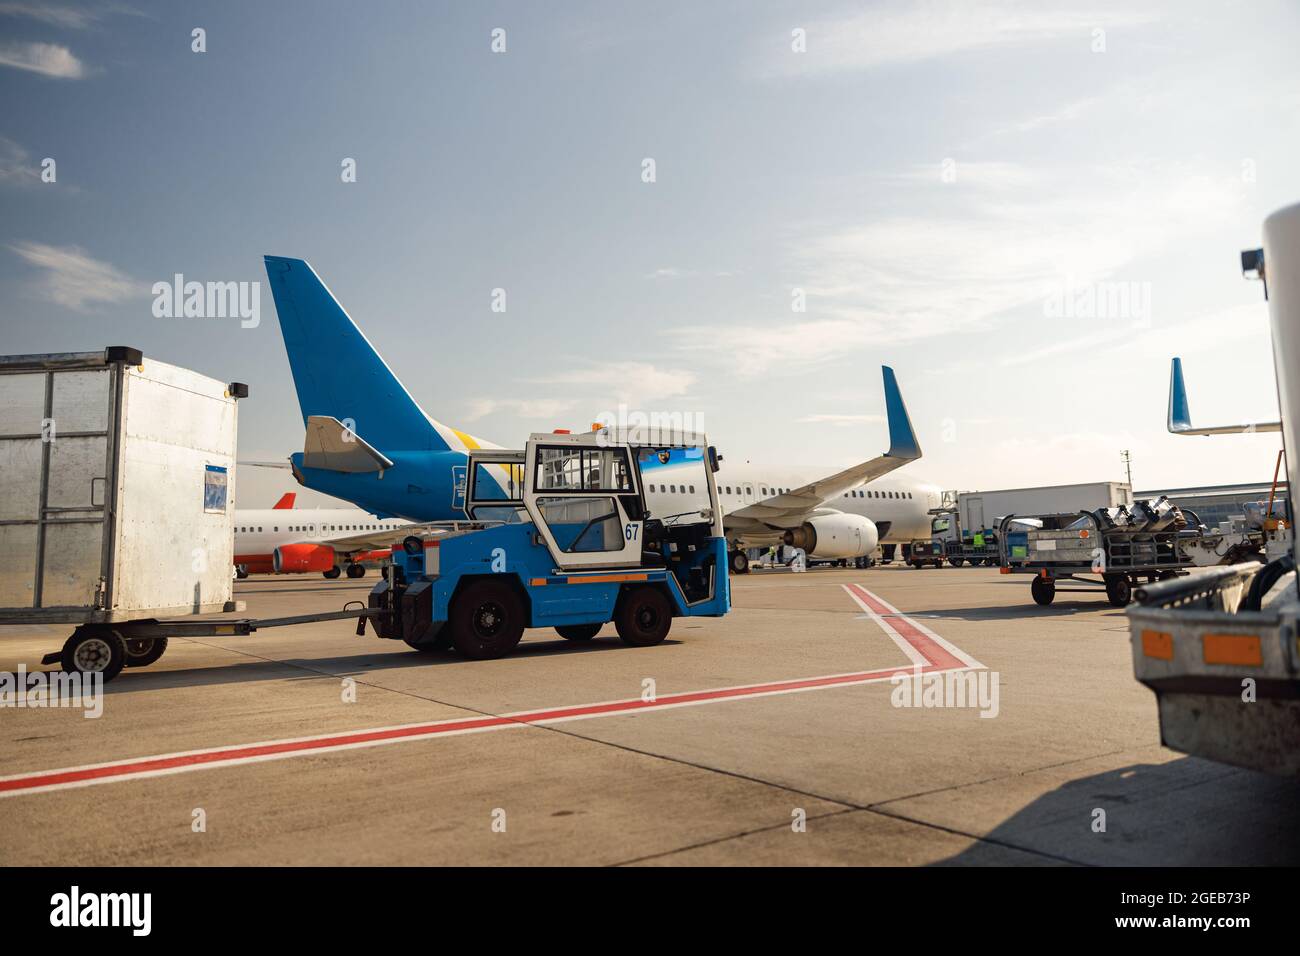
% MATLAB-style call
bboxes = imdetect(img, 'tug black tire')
[405,625,453,653]
[615,586,673,647]
[448,580,526,659]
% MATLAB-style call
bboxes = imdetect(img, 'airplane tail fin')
[263,256,448,452]
[272,492,296,510]
[1167,356,1281,435]
[731,366,922,519]
[882,365,921,461]
[1168,357,1193,433]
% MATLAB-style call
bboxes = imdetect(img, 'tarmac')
[2,564,1297,866]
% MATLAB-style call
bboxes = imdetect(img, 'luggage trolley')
[998,509,1203,607]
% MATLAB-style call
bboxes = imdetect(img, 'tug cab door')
[464,450,527,523]
[522,439,645,571]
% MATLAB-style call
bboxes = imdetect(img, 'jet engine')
[273,543,337,573]
[783,513,879,559]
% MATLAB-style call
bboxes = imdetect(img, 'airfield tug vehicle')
[364,427,731,659]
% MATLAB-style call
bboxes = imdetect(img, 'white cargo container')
[0,347,245,624]
[957,481,1132,531]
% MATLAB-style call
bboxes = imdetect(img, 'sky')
[2,0,1298,509]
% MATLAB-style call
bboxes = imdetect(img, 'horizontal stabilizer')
[302,415,395,473]
[1168,357,1281,436]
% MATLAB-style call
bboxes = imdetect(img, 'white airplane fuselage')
[233,508,410,573]
[642,459,940,554]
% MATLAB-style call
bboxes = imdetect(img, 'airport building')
[1135,481,1290,526]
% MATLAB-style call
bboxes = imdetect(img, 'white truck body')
[957,481,1132,531]
[0,348,242,623]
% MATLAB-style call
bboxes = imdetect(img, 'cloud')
[676,161,1245,376]
[795,413,886,426]
[533,362,696,407]
[889,160,1043,189]
[645,267,742,280]
[0,41,85,78]
[0,3,99,28]
[997,96,1103,135]
[9,241,136,310]
[0,137,40,186]
[760,3,1160,76]
[464,397,577,422]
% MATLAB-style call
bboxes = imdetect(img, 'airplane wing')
[725,366,921,527]
[320,522,464,553]
[1168,357,1281,435]
[239,459,292,469]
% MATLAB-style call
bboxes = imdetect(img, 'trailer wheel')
[556,624,602,642]
[1104,574,1132,607]
[949,557,965,568]
[615,586,672,647]
[1030,576,1055,606]
[729,550,749,575]
[448,580,525,659]
[123,637,168,668]
[60,627,127,682]
[911,561,922,569]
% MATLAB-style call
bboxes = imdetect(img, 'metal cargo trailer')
[0,347,247,675]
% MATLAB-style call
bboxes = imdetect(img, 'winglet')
[882,366,921,460]
[1168,357,1192,433]
[1166,356,1282,436]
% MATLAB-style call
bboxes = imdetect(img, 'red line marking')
[845,583,965,671]
[1,584,974,797]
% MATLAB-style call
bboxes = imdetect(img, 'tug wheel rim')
[472,601,506,638]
